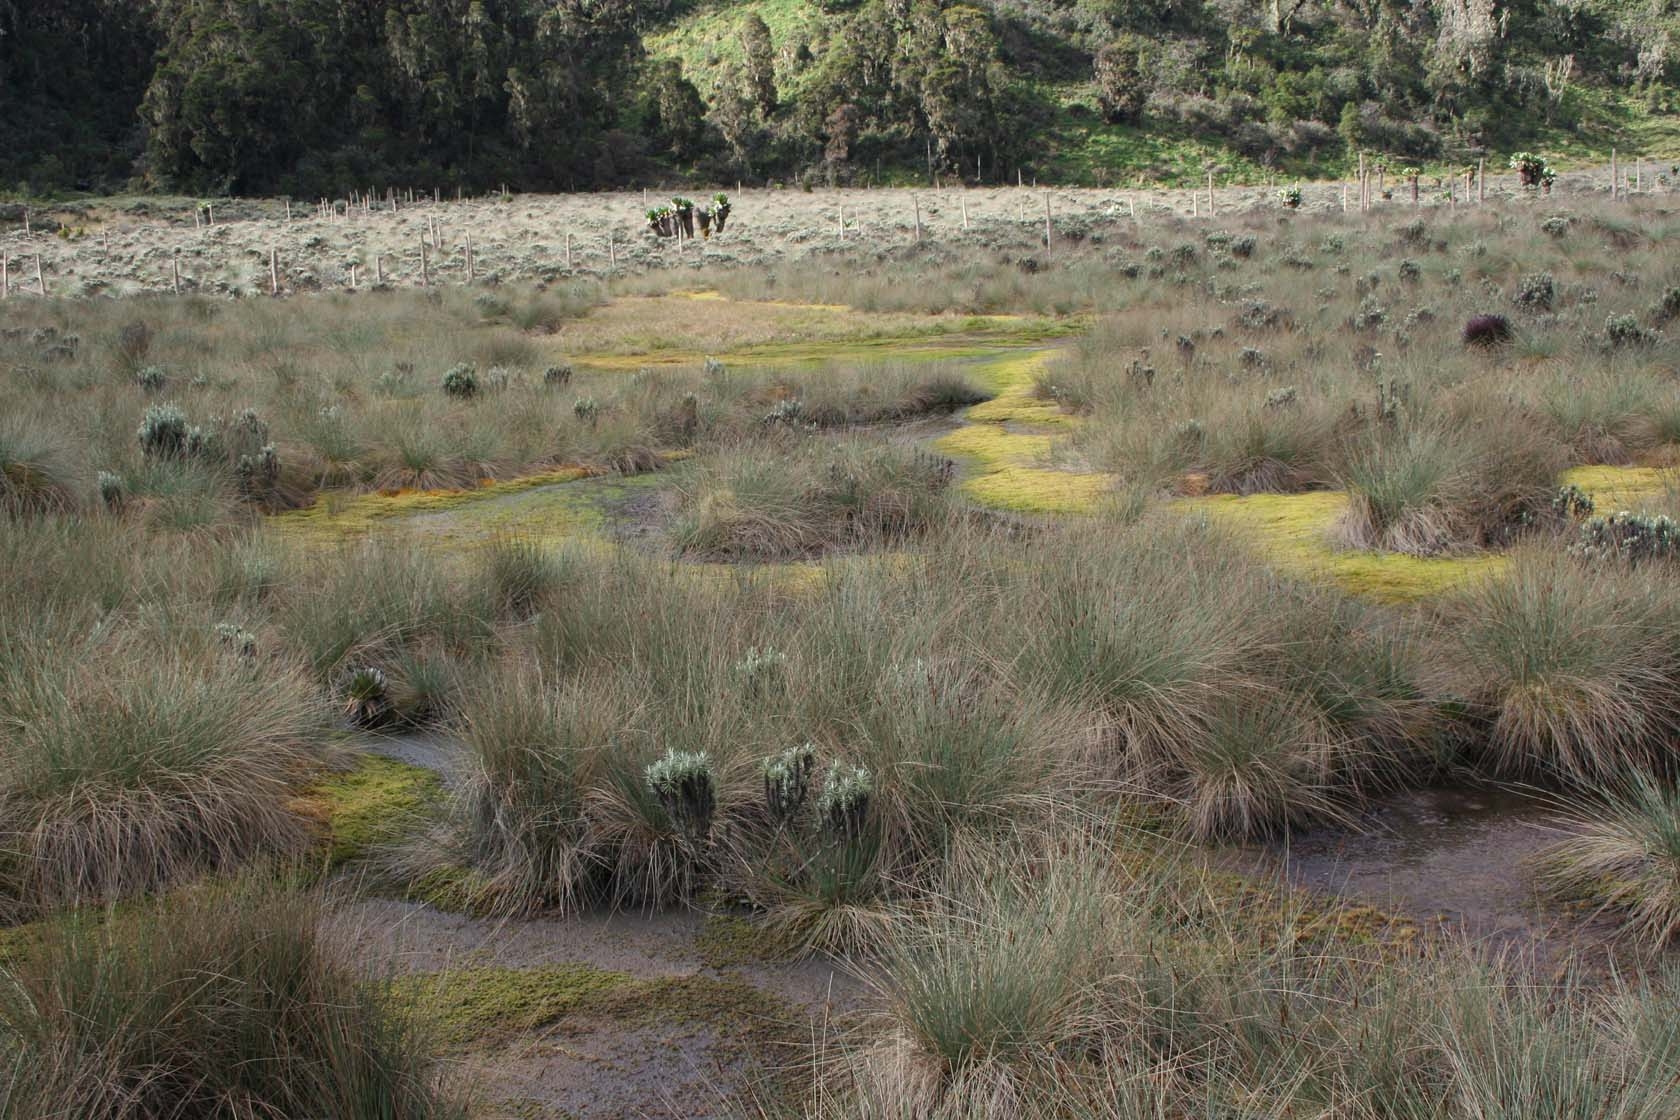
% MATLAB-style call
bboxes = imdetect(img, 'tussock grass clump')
[1336,415,1563,555]
[417,667,693,916]
[1337,426,1472,555]
[1443,551,1680,783]
[862,851,1106,1108]
[0,628,324,919]
[823,839,1680,1120]
[1173,696,1344,841]
[1536,776,1680,947]
[0,883,465,1118]
[1462,312,1514,347]
[274,541,491,678]
[481,534,566,616]
[672,440,956,560]
[446,668,617,915]
[0,414,80,517]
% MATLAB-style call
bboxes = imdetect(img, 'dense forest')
[2,0,1676,196]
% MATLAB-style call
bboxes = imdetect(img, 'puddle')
[1257,786,1587,953]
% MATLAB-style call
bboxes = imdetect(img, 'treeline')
[2,0,1674,197]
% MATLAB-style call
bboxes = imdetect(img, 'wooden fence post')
[172,252,181,295]
[2,252,8,298]
[1043,191,1052,256]
[269,248,279,296]
[913,195,922,243]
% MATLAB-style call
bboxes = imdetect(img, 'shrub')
[135,364,168,392]
[1398,258,1422,282]
[1463,313,1513,347]
[762,743,816,827]
[645,748,716,845]
[818,762,872,842]
[573,396,599,425]
[1651,287,1680,325]
[441,362,478,399]
[341,665,394,728]
[137,402,189,458]
[0,883,465,1118]
[1604,313,1657,349]
[1575,511,1680,564]
[1514,272,1555,310]
[542,363,573,387]
[96,470,125,511]
[1277,185,1302,209]
[1508,151,1556,188]
[732,645,788,699]
[1552,483,1595,520]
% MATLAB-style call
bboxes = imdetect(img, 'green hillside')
[642,0,1680,188]
[3,0,1677,196]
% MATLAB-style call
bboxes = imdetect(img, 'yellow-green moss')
[1560,464,1677,513]
[1182,491,1506,603]
[961,468,1117,514]
[395,964,798,1051]
[272,468,592,541]
[932,347,1113,514]
[395,964,637,1047]
[299,754,442,865]
[695,911,778,968]
[572,332,1057,373]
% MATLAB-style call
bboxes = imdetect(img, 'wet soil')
[334,898,864,1120]
[1249,785,1628,970]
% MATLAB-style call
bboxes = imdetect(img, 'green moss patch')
[1182,491,1506,603]
[300,754,443,866]
[395,963,799,1051]
[1561,464,1676,513]
[696,911,780,968]
[933,347,1115,514]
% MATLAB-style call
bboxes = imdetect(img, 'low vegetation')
[5,188,1680,1115]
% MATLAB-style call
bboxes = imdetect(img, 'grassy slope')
[647,1,1680,188]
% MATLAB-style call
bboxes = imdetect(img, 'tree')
[646,58,706,160]
[824,102,861,167]
[1094,36,1148,123]
[742,12,777,116]
[710,61,760,174]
